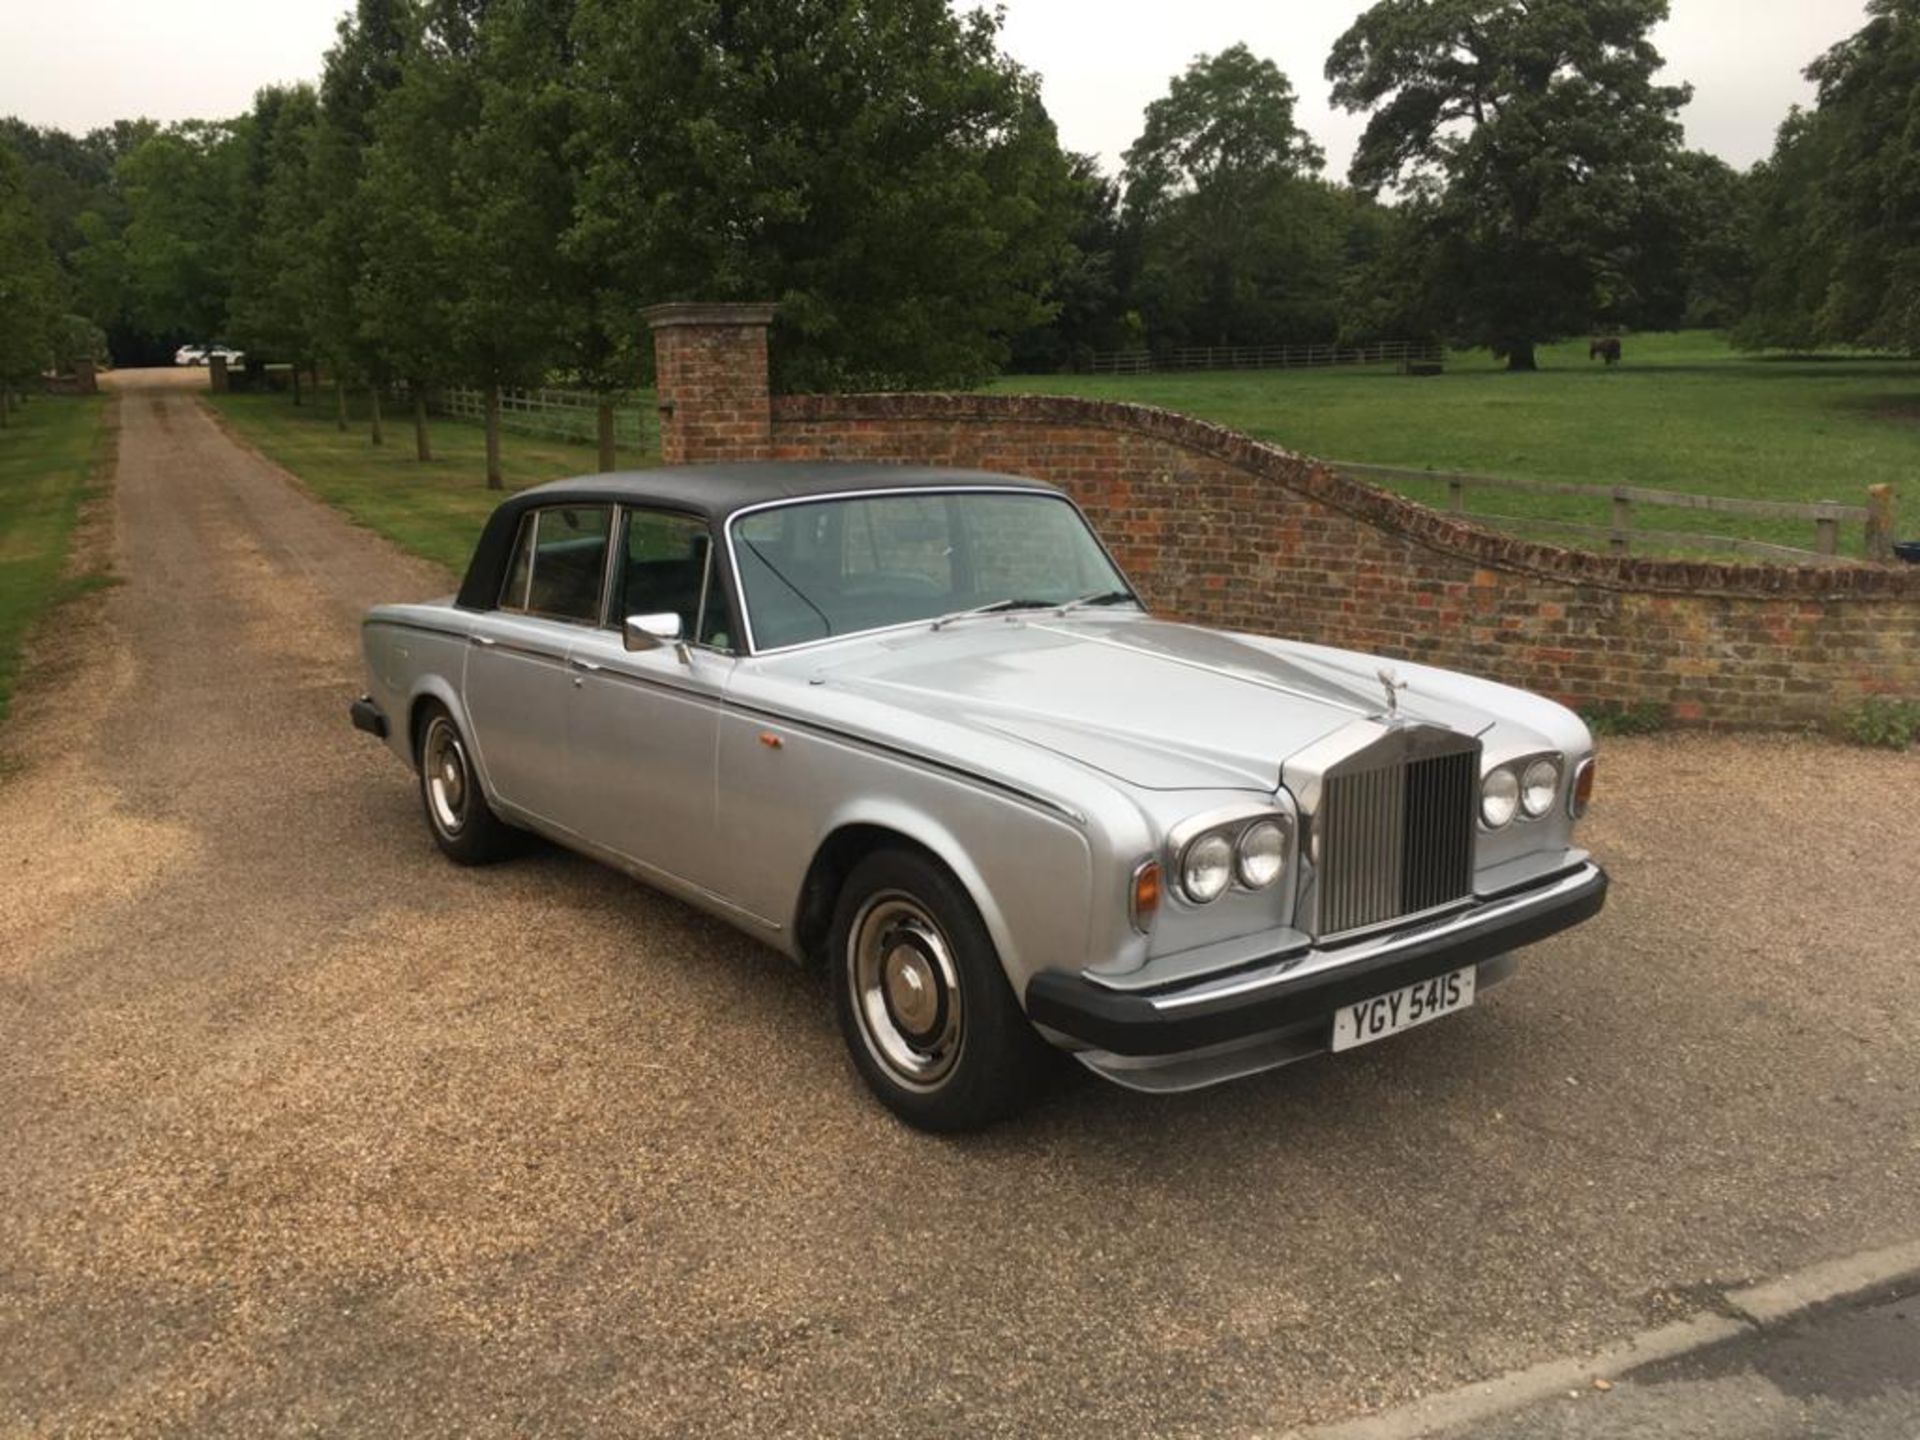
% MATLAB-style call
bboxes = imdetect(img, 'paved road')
[1464,1287,1920,1439]
[3,375,1919,1438]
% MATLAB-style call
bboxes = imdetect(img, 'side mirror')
[623,612,688,661]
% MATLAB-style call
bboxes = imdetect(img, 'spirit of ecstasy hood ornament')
[1376,667,1408,718]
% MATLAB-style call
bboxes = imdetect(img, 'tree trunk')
[484,385,503,490]
[334,380,348,432]
[413,387,432,462]
[292,365,303,406]
[369,385,384,446]
[596,401,616,472]
[1505,341,1538,372]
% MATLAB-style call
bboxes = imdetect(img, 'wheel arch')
[793,810,1016,976]
[406,677,472,770]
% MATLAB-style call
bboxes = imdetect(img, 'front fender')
[810,794,1096,997]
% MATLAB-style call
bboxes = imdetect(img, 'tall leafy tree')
[116,121,250,347]
[0,139,65,420]
[1007,153,1135,372]
[1122,43,1324,212]
[1328,0,1691,369]
[447,0,579,486]
[1120,45,1340,348]
[1740,0,1920,353]
[570,0,1076,390]
[227,86,328,383]
[1609,150,1753,332]
[313,0,411,422]
[355,6,467,459]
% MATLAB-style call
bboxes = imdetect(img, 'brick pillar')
[73,359,98,396]
[642,302,778,464]
[208,354,230,393]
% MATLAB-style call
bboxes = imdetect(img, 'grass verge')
[0,395,111,725]
[990,331,1920,560]
[205,391,646,573]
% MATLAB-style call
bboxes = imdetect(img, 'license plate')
[1331,966,1475,1052]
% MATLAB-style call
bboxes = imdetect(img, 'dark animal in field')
[1590,337,1622,365]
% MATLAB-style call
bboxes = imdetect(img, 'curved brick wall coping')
[774,391,1920,602]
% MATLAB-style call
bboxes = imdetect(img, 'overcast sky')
[1,0,1867,177]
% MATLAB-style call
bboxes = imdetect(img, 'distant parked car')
[204,345,245,367]
[351,464,1608,1130]
[173,345,206,366]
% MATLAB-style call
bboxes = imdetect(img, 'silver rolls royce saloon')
[351,464,1607,1130]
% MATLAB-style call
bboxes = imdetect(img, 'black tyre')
[415,704,517,865]
[830,847,1049,1131]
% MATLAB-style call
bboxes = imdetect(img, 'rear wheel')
[830,848,1049,1131]
[416,704,516,865]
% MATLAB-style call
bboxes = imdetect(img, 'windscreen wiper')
[1055,589,1138,613]
[929,597,1058,631]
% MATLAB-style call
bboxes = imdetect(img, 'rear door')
[463,503,613,826]
[565,506,737,894]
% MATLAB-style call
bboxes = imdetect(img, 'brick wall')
[769,394,1920,727]
[645,307,1920,727]
[643,302,778,464]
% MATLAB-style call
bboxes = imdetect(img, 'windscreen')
[730,490,1132,650]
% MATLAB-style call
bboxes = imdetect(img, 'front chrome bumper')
[1024,861,1607,1085]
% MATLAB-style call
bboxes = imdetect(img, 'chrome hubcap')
[850,893,963,1088]
[423,719,468,836]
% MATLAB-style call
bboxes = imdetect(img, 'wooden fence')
[1076,340,1444,376]
[1332,461,1898,563]
[435,385,658,453]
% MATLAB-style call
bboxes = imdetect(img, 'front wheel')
[416,704,517,865]
[830,848,1049,1131]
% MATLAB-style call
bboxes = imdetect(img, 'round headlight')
[1520,758,1560,817]
[1235,819,1287,889]
[1481,767,1520,829]
[1181,832,1234,903]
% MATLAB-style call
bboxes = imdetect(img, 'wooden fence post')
[1865,484,1895,562]
[1447,476,1466,513]
[1814,505,1839,556]
[1610,487,1633,554]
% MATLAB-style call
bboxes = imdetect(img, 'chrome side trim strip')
[1146,863,1602,1012]
[470,636,566,666]
[363,615,472,642]
[720,697,1087,827]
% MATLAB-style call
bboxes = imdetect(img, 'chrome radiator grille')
[1316,745,1477,937]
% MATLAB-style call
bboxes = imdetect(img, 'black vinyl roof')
[454,462,1059,611]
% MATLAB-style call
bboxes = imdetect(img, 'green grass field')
[991,331,1920,559]
[0,396,109,725]
[207,392,636,573]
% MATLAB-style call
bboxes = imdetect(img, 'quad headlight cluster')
[1178,815,1292,904]
[1480,755,1564,829]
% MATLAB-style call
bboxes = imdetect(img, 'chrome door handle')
[474,635,497,647]
[573,659,604,672]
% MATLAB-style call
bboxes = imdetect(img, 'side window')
[614,508,731,650]
[499,514,536,611]
[498,505,612,623]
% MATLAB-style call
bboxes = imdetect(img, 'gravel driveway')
[3,376,1918,1438]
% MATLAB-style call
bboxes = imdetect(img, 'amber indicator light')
[1573,758,1597,815]
[1131,860,1163,931]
